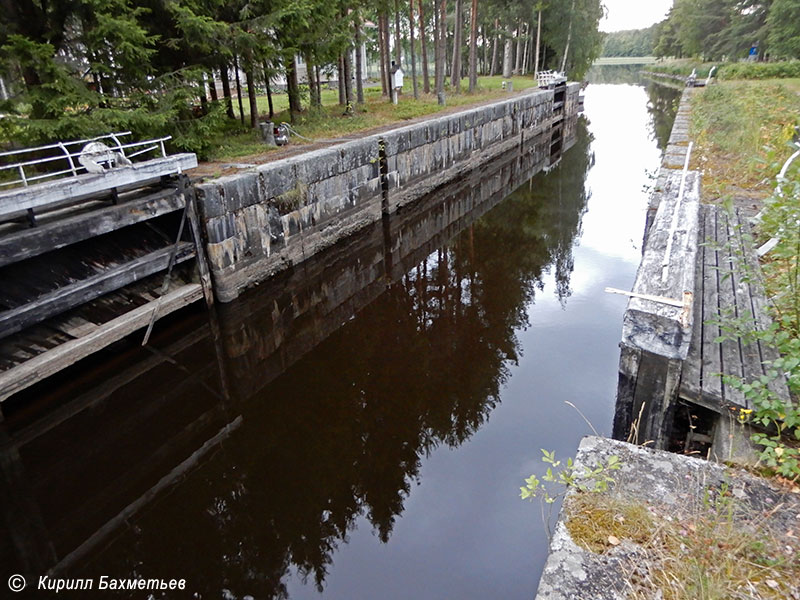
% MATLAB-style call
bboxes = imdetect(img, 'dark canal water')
[1,70,680,599]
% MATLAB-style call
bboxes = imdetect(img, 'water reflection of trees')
[82,121,594,600]
[586,64,644,85]
[645,82,681,152]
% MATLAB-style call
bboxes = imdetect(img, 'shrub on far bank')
[650,59,800,81]
[718,60,800,80]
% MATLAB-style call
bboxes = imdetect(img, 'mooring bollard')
[260,121,276,146]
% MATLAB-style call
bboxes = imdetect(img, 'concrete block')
[294,147,341,183]
[194,181,226,219]
[258,161,296,199]
[205,212,237,244]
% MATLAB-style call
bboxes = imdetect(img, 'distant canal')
[1,69,679,599]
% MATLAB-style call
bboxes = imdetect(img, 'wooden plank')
[0,283,203,401]
[701,205,723,403]
[727,209,765,410]
[716,210,746,408]
[0,187,183,267]
[52,316,99,339]
[0,154,197,218]
[184,188,214,307]
[735,215,792,403]
[0,242,195,339]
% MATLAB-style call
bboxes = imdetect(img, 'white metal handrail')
[0,132,133,158]
[537,70,567,88]
[0,134,172,188]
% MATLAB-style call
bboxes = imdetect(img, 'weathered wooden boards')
[679,205,790,412]
[0,242,195,339]
[0,283,202,401]
[0,154,197,219]
[0,187,184,267]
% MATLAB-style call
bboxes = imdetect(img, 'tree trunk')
[208,71,218,102]
[394,0,402,64]
[435,0,447,102]
[286,55,302,122]
[220,64,235,119]
[338,54,346,105]
[384,12,394,97]
[502,31,513,78]
[433,0,440,93]
[514,20,523,74]
[489,19,499,76]
[343,47,354,111]
[450,0,462,90]
[481,25,488,75]
[561,0,576,73]
[262,61,274,118]
[468,0,478,92]
[245,67,258,128]
[409,0,419,99]
[379,13,389,96]
[233,54,245,125]
[355,15,365,103]
[419,0,430,93]
[534,9,542,76]
[522,22,530,74]
[306,54,319,107]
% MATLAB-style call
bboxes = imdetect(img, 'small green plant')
[520,449,621,537]
[520,449,621,504]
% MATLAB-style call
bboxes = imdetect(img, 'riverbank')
[201,75,541,169]
[535,74,800,598]
[195,83,579,302]
[689,79,800,208]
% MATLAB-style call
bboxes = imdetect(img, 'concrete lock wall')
[194,83,581,302]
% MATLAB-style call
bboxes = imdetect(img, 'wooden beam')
[0,283,203,401]
[0,154,197,218]
[0,188,184,267]
[0,243,195,339]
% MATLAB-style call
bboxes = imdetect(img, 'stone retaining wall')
[195,83,580,302]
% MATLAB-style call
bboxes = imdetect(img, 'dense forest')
[0,0,603,157]
[653,0,800,60]
[601,24,658,57]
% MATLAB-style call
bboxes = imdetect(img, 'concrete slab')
[536,436,800,599]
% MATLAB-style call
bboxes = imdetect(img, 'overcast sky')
[600,0,672,32]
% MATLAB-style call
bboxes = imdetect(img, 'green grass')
[690,80,800,200]
[206,75,538,162]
